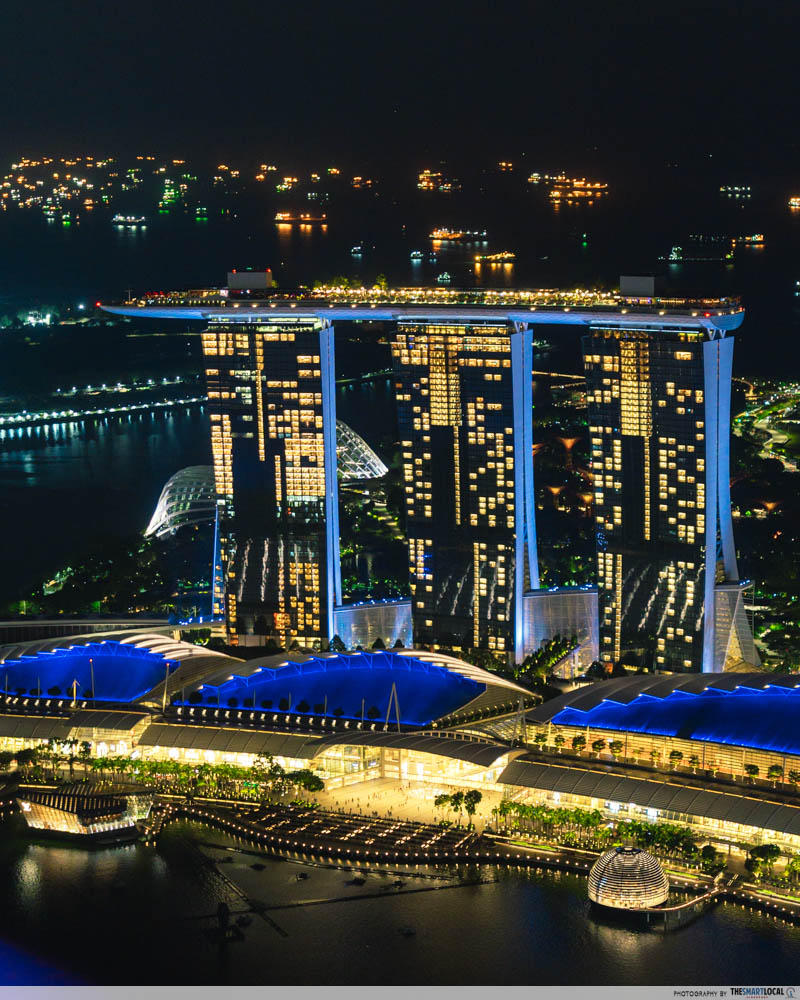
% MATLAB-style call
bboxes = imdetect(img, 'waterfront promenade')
[145,798,800,930]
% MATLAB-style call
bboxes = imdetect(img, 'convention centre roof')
[0,631,238,705]
[135,724,516,767]
[307,729,520,767]
[527,674,800,756]
[137,723,318,759]
[181,651,487,727]
[0,640,181,704]
[0,633,527,726]
[499,758,800,839]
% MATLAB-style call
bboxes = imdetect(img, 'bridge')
[102,284,745,333]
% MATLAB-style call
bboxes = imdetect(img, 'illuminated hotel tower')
[583,325,757,673]
[391,322,538,662]
[202,317,340,647]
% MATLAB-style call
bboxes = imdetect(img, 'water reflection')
[0,407,210,604]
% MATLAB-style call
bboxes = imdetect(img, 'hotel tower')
[390,321,538,662]
[202,314,340,647]
[583,324,758,673]
[105,278,753,671]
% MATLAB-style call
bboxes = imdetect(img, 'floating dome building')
[587,847,670,909]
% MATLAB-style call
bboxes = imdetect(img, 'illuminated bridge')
[102,284,744,332]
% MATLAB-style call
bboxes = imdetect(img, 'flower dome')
[587,846,669,909]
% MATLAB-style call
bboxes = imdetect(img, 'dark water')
[0,406,210,602]
[1,180,799,375]
[0,821,797,986]
[0,367,399,604]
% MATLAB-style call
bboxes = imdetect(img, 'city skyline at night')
[4,0,800,992]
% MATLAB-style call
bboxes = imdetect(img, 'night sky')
[3,0,799,173]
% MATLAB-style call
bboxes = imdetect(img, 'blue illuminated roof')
[0,641,178,703]
[552,684,800,755]
[181,651,485,726]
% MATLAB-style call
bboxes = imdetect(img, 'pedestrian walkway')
[313,777,504,830]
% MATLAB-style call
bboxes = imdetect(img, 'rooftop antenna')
[513,695,526,746]
[384,682,401,732]
[162,660,170,714]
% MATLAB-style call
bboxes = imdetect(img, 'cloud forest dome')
[145,423,385,539]
[549,683,800,756]
[335,420,388,480]
[179,651,486,727]
[0,641,179,703]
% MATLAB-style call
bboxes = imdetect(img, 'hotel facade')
[583,325,758,672]
[104,281,753,672]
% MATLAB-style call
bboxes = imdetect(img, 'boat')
[660,235,734,262]
[661,245,733,263]
[474,251,516,262]
[410,250,424,260]
[195,206,208,221]
[548,178,608,202]
[274,212,327,223]
[436,272,451,284]
[112,214,146,226]
[429,227,487,241]
[790,197,800,209]
[351,245,364,256]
